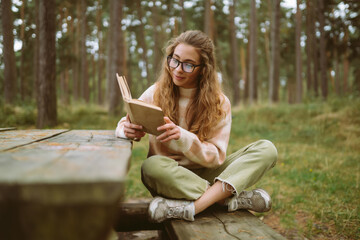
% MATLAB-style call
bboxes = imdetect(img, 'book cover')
[116,74,165,136]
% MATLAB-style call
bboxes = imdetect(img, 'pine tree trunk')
[310,1,319,97]
[295,0,303,103]
[342,28,349,94]
[180,0,187,32]
[240,45,247,99]
[269,0,280,103]
[248,0,257,105]
[204,0,214,40]
[229,0,240,105]
[108,0,124,115]
[305,0,313,95]
[33,0,40,99]
[106,0,114,103]
[20,0,27,101]
[80,0,89,102]
[318,0,328,99]
[1,0,17,104]
[334,41,341,96]
[96,0,103,105]
[36,0,57,128]
[73,1,81,101]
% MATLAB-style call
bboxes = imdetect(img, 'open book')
[116,73,164,136]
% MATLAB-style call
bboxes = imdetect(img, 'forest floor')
[1,96,359,239]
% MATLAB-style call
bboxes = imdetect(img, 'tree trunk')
[106,0,114,103]
[96,0,103,105]
[248,0,257,105]
[1,0,17,104]
[229,0,240,105]
[334,38,341,96]
[33,0,40,99]
[305,0,313,95]
[20,0,27,101]
[204,0,214,40]
[269,0,280,103]
[295,0,303,103]
[240,45,247,98]
[80,0,89,102]
[342,27,349,94]
[318,0,328,99]
[180,0,187,32]
[108,0,124,115]
[309,1,319,97]
[73,1,81,101]
[60,71,69,105]
[36,0,57,128]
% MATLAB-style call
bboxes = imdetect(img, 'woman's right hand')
[123,114,146,141]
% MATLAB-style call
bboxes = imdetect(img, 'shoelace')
[167,206,184,218]
[238,198,253,208]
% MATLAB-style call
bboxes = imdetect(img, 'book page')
[116,74,131,100]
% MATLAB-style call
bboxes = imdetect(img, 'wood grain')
[0,129,68,151]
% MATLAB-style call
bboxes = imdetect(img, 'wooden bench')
[116,202,287,240]
[0,129,132,240]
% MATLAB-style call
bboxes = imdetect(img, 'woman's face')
[169,43,202,89]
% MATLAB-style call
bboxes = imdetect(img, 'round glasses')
[167,56,202,73]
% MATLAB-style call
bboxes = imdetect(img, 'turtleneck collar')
[179,87,197,98]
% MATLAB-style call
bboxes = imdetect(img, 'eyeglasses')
[167,56,202,73]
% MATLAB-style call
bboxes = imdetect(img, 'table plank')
[0,130,132,240]
[0,127,17,132]
[0,129,68,151]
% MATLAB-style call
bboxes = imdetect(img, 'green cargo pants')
[141,139,277,200]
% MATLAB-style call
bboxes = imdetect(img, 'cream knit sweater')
[115,84,232,169]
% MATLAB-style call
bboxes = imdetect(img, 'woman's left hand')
[156,117,181,143]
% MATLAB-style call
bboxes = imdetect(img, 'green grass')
[127,97,360,239]
[0,101,121,130]
[1,97,359,239]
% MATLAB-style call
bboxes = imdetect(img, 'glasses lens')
[168,57,179,68]
[183,63,194,73]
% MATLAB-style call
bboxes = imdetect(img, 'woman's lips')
[174,74,185,81]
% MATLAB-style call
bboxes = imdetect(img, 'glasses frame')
[167,56,202,73]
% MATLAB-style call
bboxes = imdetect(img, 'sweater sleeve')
[115,85,157,138]
[167,96,232,168]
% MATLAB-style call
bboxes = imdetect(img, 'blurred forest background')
[1,0,359,128]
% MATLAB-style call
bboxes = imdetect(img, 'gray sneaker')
[148,196,195,223]
[227,189,272,212]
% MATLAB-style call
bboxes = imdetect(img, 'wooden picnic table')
[0,129,132,240]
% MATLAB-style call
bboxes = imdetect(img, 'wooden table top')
[0,129,132,240]
[0,129,132,183]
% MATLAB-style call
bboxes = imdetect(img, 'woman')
[115,30,277,223]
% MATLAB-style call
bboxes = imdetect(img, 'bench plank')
[0,129,68,151]
[0,130,132,240]
[165,205,286,240]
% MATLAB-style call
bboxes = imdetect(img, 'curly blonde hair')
[154,30,226,141]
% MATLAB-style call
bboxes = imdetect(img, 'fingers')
[124,115,145,140]
[157,117,174,132]
[156,117,180,142]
